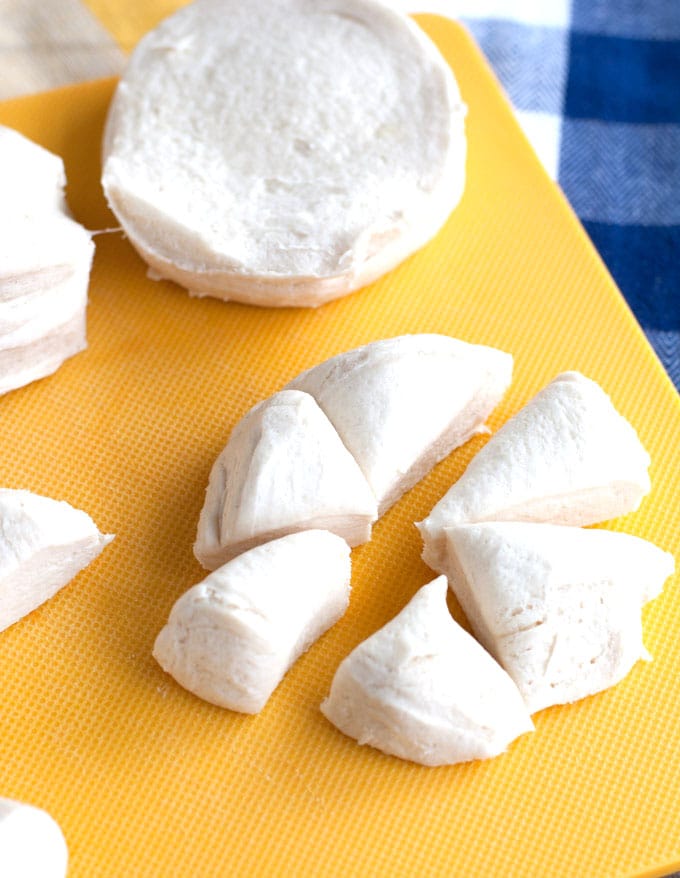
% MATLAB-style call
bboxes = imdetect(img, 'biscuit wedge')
[0,489,113,633]
[155,531,351,713]
[439,522,674,713]
[418,372,651,572]
[194,390,377,569]
[287,334,512,515]
[321,577,533,765]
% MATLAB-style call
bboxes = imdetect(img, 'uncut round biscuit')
[102,0,466,307]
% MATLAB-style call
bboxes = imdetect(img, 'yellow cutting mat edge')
[0,16,679,878]
[83,0,188,51]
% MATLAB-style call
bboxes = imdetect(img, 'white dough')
[0,126,66,214]
[155,530,351,713]
[102,0,466,307]
[418,372,651,572]
[440,522,675,713]
[287,334,512,514]
[321,577,533,765]
[0,797,68,878]
[194,390,377,570]
[0,126,94,395]
[0,489,114,633]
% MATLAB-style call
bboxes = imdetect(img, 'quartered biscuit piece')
[0,126,94,395]
[321,577,533,766]
[0,796,68,878]
[440,522,674,713]
[287,334,512,515]
[102,0,466,307]
[155,530,351,713]
[418,372,651,573]
[0,489,113,633]
[194,390,377,570]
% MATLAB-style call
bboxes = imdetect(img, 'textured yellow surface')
[0,16,679,878]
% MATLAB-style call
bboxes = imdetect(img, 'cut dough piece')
[194,390,377,570]
[321,577,533,765]
[418,372,651,572]
[287,334,512,515]
[102,0,466,307]
[155,530,351,713]
[440,522,675,713]
[0,125,67,215]
[0,489,114,633]
[0,126,94,395]
[0,796,68,878]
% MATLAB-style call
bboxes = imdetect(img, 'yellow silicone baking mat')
[1,16,679,878]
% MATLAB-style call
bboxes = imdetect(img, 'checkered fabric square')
[398,0,680,390]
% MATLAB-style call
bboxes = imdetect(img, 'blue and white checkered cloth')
[396,0,680,390]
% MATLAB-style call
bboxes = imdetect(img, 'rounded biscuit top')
[0,796,68,878]
[102,0,466,306]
